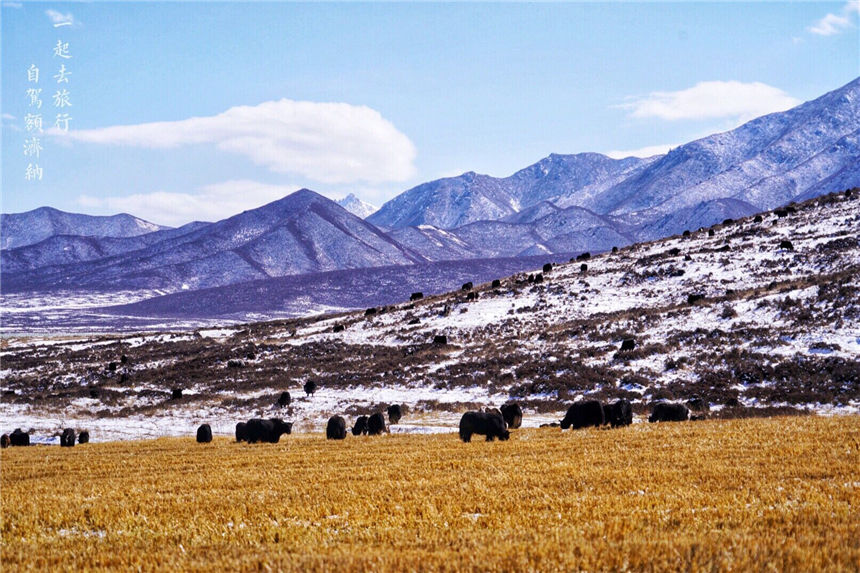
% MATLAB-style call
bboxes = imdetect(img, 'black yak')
[278,391,291,407]
[604,399,633,427]
[367,412,387,435]
[560,400,604,429]
[491,279,501,288]
[620,339,636,351]
[326,416,347,440]
[433,334,447,345]
[1,434,9,448]
[245,418,293,443]
[462,281,473,291]
[60,428,76,447]
[352,415,369,436]
[543,263,553,273]
[649,402,690,423]
[410,292,424,301]
[78,431,89,444]
[10,428,29,446]
[304,380,317,396]
[500,402,523,429]
[387,405,403,425]
[459,411,510,443]
[235,422,248,442]
[196,424,213,443]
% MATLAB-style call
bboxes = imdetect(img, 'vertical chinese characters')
[24,64,43,180]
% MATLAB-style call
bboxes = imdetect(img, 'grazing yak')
[620,338,636,351]
[277,391,292,407]
[196,424,213,443]
[461,281,473,291]
[459,411,510,443]
[560,400,604,429]
[649,402,690,423]
[387,405,403,425]
[352,416,369,436]
[779,240,794,251]
[332,324,345,333]
[304,380,317,396]
[1,433,9,448]
[433,335,448,345]
[576,252,591,262]
[171,388,183,400]
[580,263,588,273]
[235,422,248,442]
[604,399,633,427]
[368,412,387,435]
[244,418,293,443]
[500,402,523,429]
[326,416,347,440]
[78,431,90,444]
[410,292,424,301]
[60,428,76,447]
[10,428,29,446]
[491,279,501,288]
[543,263,553,273]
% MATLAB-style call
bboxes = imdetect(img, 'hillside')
[0,207,169,250]
[1,189,857,441]
[1,190,423,292]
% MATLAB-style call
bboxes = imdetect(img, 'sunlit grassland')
[2,416,859,571]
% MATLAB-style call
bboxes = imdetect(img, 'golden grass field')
[2,416,859,572]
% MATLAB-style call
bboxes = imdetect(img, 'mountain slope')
[2,190,424,292]
[587,77,860,235]
[367,154,655,230]
[0,207,169,250]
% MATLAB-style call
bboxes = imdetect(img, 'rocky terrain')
[2,189,857,442]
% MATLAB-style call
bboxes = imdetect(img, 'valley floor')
[2,416,858,572]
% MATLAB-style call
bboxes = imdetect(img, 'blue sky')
[2,1,858,226]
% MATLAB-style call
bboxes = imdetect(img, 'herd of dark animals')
[5,192,848,450]
[0,395,703,447]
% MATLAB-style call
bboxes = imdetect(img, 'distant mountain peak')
[336,193,378,219]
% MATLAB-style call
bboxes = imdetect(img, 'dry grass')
[2,416,859,572]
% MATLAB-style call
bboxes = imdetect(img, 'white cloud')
[77,180,302,227]
[55,99,417,184]
[809,12,852,36]
[808,1,859,36]
[605,143,676,159]
[617,81,800,123]
[45,9,76,27]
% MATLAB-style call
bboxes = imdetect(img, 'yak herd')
[0,398,701,448]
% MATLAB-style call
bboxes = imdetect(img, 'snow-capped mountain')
[0,207,169,250]
[336,193,378,219]
[366,154,655,230]
[583,77,860,239]
[369,77,860,241]
[2,190,423,292]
